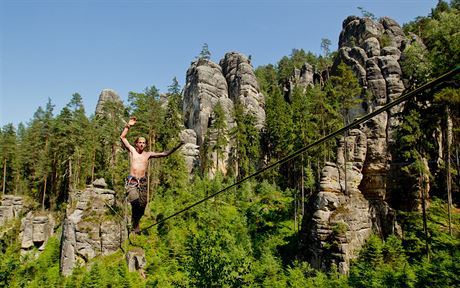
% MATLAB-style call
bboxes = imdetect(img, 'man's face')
[136,139,146,151]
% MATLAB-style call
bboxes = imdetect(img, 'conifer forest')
[1,1,459,287]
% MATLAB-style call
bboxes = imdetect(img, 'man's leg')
[131,182,148,234]
[131,199,145,234]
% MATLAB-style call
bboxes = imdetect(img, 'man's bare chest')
[130,152,150,163]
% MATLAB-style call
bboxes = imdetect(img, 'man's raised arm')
[120,117,137,150]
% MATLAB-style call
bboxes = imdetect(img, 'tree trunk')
[15,171,20,195]
[446,106,452,236]
[91,149,95,184]
[42,176,47,211]
[69,158,72,191]
[344,131,349,196]
[301,154,305,216]
[2,157,6,195]
[456,147,460,197]
[420,171,430,261]
[294,189,297,232]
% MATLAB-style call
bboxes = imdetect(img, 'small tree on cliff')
[197,43,211,61]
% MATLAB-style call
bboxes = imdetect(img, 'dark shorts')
[125,176,148,207]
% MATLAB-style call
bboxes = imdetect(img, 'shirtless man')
[120,116,184,234]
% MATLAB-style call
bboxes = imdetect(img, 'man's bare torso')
[129,150,151,178]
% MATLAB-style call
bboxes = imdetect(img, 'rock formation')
[301,16,411,273]
[336,15,410,214]
[0,195,24,226]
[182,52,265,176]
[95,89,123,116]
[336,16,406,126]
[182,58,234,176]
[20,212,55,254]
[179,129,200,175]
[283,63,326,101]
[126,248,146,273]
[60,179,127,276]
[301,129,372,274]
[219,52,266,130]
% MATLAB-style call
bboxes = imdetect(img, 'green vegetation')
[0,1,459,286]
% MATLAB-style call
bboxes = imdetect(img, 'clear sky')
[1,0,438,127]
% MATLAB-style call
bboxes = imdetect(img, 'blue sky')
[1,0,437,127]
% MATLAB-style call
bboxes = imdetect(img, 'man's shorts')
[125,176,148,207]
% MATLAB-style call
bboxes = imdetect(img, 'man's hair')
[135,136,147,144]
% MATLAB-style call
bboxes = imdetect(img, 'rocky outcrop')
[336,15,410,211]
[336,16,406,126]
[183,58,234,147]
[302,16,410,273]
[301,129,372,274]
[182,52,266,176]
[20,212,55,254]
[126,248,146,273]
[95,89,123,116]
[219,52,266,130]
[182,58,235,176]
[0,195,24,226]
[284,63,329,100]
[60,179,126,276]
[179,129,200,175]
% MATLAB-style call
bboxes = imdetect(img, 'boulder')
[20,212,55,253]
[126,248,146,273]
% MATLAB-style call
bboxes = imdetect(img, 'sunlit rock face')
[20,212,55,255]
[182,52,265,177]
[301,16,411,273]
[60,179,126,276]
[219,52,266,130]
[95,89,123,116]
[301,129,372,274]
[0,195,24,226]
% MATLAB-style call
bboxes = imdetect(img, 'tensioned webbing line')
[139,66,460,233]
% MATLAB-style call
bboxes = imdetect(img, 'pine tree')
[158,80,188,191]
[211,101,228,172]
[18,100,55,205]
[0,124,17,195]
[94,99,127,189]
[329,62,362,126]
[49,93,91,207]
[230,102,260,179]
[197,43,211,60]
[167,76,181,95]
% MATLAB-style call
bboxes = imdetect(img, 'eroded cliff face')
[182,52,265,176]
[302,129,372,273]
[60,179,126,276]
[20,212,55,255]
[95,89,123,116]
[301,16,413,273]
[0,195,24,226]
[219,52,266,130]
